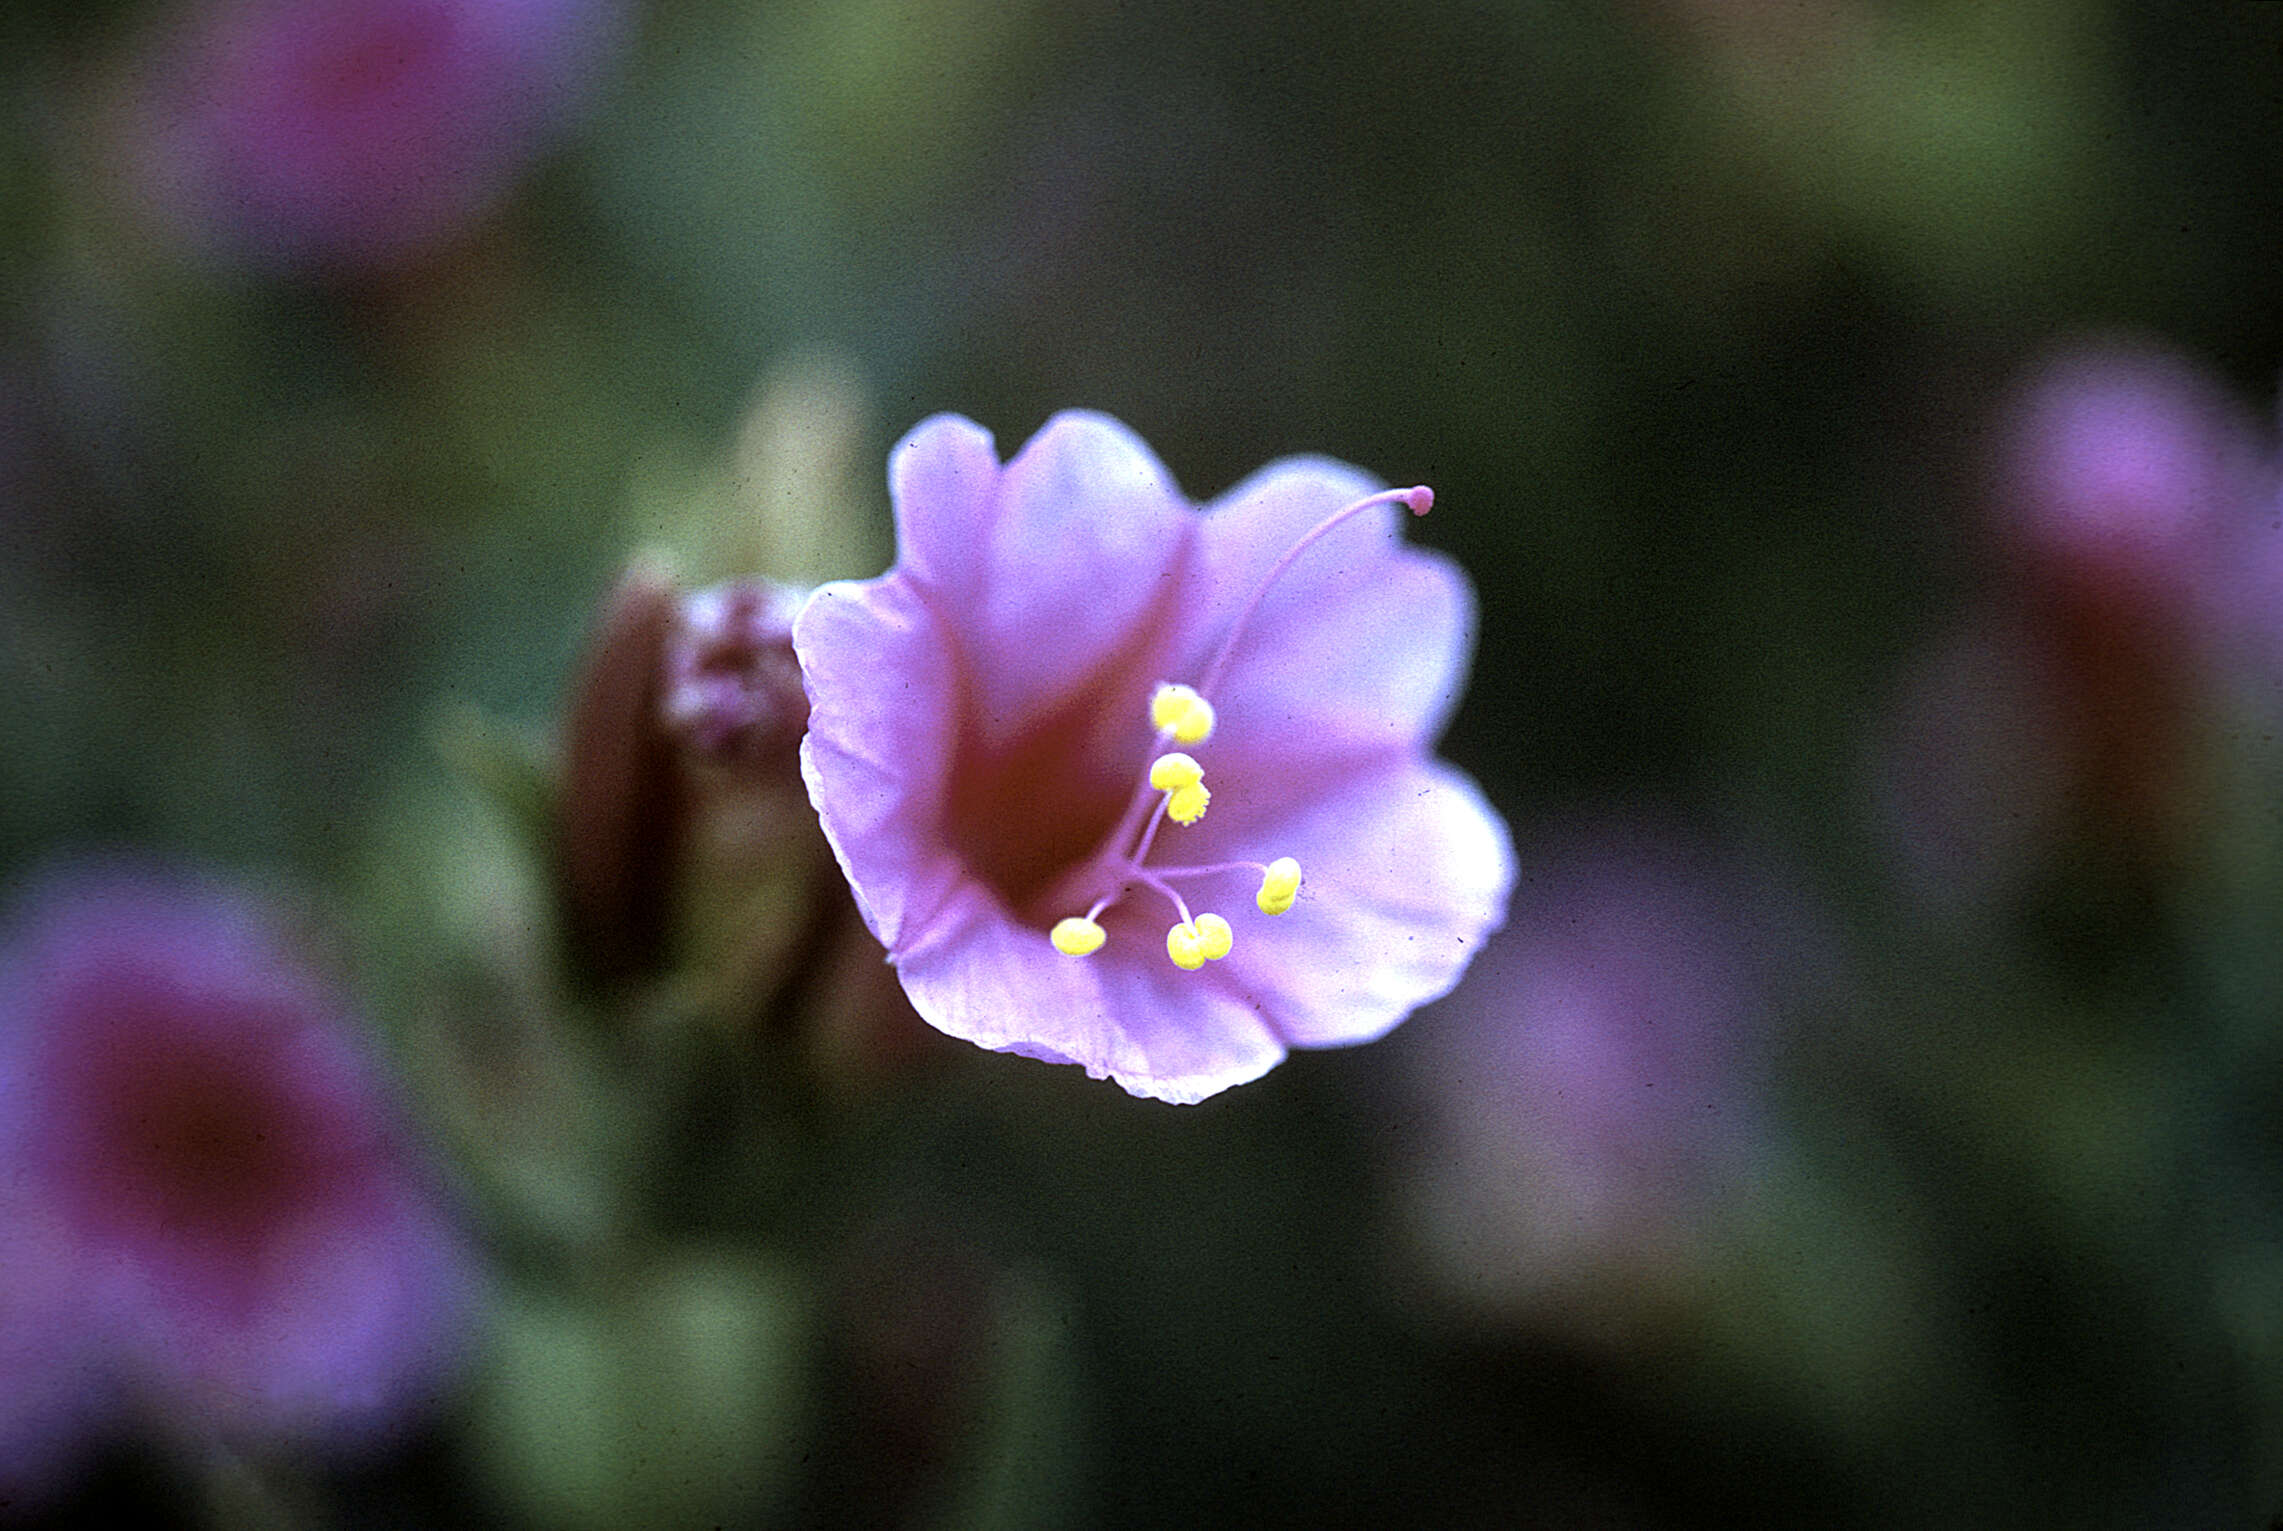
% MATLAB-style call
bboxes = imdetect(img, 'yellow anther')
[1050,916,1107,956]
[1257,857,1301,915]
[1148,752,1203,790]
[1166,915,1232,969]
[1165,783,1210,824]
[1149,752,1210,824]
[1166,920,1207,970]
[1151,683,1217,745]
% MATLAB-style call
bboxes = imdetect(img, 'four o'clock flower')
[1393,819,1785,1330]
[0,862,478,1474]
[117,0,625,275]
[1871,341,2283,911]
[793,412,1513,1103]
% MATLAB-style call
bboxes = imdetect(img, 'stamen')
[1256,857,1301,915]
[1148,752,1210,825]
[1148,752,1204,791]
[1123,796,1176,882]
[1166,913,1233,970]
[1195,484,1433,699]
[1050,916,1107,956]
[1151,683,1217,744]
[1166,922,1207,970]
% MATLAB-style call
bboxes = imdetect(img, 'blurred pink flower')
[1396,821,1785,1325]
[794,412,1512,1103]
[1997,344,2269,611]
[0,1216,110,1513]
[0,863,477,1490]
[1873,341,2282,906]
[122,0,624,273]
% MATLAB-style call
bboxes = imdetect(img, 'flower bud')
[659,579,843,1031]
[555,558,682,991]
[661,582,811,768]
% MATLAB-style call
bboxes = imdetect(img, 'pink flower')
[1991,342,2282,707]
[1396,820,1783,1323]
[0,863,477,1482]
[793,412,1512,1103]
[0,1224,109,1512]
[122,0,624,273]
[1871,341,2283,908]
[1996,343,2268,609]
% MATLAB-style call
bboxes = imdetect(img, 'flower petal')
[0,1207,107,1509]
[184,1194,476,1440]
[887,414,1003,595]
[889,882,1288,1105]
[1199,455,1394,614]
[1192,458,1472,762]
[902,411,1197,742]
[793,576,969,954]
[1209,756,1513,1049]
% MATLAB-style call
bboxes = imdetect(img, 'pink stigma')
[1402,485,1434,516]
